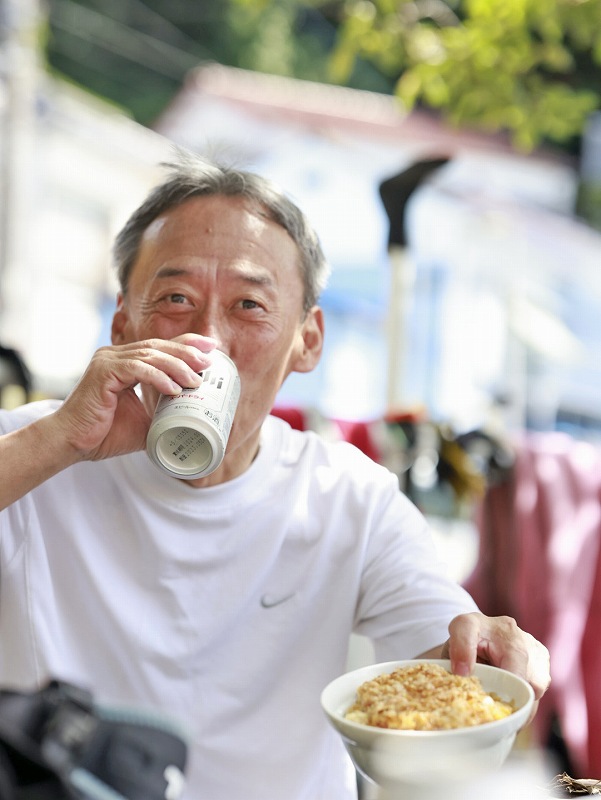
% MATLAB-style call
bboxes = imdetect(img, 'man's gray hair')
[113,151,330,312]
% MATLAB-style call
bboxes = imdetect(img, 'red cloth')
[270,407,382,463]
[270,406,308,431]
[464,432,601,776]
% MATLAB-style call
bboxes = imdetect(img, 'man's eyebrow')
[154,267,189,280]
[239,271,276,288]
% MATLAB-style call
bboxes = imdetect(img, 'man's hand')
[0,334,216,514]
[420,611,550,724]
[444,612,550,699]
[54,334,216,462]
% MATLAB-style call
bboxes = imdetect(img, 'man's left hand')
[420,611,550,722]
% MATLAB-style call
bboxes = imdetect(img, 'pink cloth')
[332,419,382,464]
[464,432,601,777]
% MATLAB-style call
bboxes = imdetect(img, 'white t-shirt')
[0,401,477,800]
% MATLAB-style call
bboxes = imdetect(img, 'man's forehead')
[132,195,304,292]
[144,195,276,237]
[144,215,168,241]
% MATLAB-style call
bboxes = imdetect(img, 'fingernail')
[192,351,211,367]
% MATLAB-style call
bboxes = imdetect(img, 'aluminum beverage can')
[146,350,240,479]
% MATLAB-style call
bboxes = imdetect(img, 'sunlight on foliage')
[229,0,601,150]
[334,0,601,149]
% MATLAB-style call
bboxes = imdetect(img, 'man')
[0,153,549,800]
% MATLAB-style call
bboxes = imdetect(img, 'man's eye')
[241,299,259,310]
[168,294,188,304]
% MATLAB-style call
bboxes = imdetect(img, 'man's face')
[111,194,324,483]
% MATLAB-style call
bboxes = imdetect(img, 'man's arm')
[0,415,82,509]
[0,334,215,511]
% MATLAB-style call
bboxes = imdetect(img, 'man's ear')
[291,306,324,374]
[110,293,130,345]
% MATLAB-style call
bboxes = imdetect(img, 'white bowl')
[321,659,535,797]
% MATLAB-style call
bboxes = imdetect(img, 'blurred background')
[1,0,600,432]
[2,0,601,789]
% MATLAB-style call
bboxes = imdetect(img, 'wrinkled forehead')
[129,194,305,294]
[145,194,297,256]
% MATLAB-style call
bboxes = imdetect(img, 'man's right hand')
[54,334,216,461]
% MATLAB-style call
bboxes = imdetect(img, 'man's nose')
[192,309,221,347]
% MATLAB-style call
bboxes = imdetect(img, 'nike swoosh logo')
[260,592,297,609]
